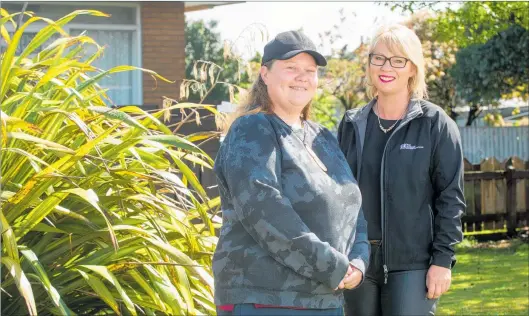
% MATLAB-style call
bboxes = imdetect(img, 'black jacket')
[337,98,465,275]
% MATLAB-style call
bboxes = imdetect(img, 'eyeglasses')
[369,53,409,68]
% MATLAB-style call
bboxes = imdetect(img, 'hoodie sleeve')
[219,114,350,289]
[338,114,369,283]
[430,113,465,269]
[337,115,348,154]
[337,114,359,178]
[348,206,370,284]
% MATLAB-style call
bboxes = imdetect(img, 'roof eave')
[184,1,242,13]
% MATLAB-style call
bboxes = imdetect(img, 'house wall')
[141,2,186,107]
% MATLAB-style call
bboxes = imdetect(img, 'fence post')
[506,165,517,237]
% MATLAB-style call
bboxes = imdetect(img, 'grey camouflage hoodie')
[213,113,369,309]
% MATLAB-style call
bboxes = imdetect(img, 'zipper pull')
[383,265,388,284]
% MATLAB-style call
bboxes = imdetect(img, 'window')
[1,2,142,106]
[1,32,60,56]
[71,29,136,106]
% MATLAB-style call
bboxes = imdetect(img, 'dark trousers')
[344,243,438,316]
[217,304,344,316]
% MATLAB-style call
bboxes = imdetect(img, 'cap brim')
[277,49,327,66]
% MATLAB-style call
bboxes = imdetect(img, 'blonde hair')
[365,24,428,100]
[220,60,312,133]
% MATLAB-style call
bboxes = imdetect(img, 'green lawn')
[437,239,529,315]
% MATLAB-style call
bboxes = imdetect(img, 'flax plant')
[1,9,220,315]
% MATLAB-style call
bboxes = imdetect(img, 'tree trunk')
[338,96,349,112]
[466,105,481,126]
[449,107,458,121]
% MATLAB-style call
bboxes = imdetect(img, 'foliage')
[321,44,369,113]
[402,10,462,120]
[433,2,529,48]
[184,20,238,103]
[183,20,266,104]
[311,93,342,131]
[454,235,478,249]
[389,1,529,126]
[483,112,506,127]
[185,20,224,71]
[382,1,443,15]
[451,25,529,107]
[312,10,370,130]
[1,9,219,315]
[388,1,529,47]
[439,240,529,315]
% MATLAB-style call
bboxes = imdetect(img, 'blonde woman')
[338,24,464,315]
[213,31,369,315]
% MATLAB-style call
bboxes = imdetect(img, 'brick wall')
[141,2,185,107]
[141,2,220,198]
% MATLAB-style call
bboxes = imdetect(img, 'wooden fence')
[463,156,529,236]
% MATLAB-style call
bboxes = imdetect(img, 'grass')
[463,227,528,237]
[437,239,529,315]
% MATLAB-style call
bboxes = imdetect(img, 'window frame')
[2,2,143,105]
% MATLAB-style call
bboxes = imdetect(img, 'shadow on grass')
[437,239,529,315]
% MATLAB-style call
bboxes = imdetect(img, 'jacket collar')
[345,98,424,123]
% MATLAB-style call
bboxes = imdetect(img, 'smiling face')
[368,41,416,98]
[260,52,318,118]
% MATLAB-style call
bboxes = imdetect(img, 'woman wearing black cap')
[213,30,369,315]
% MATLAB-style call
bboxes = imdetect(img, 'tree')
[451,25,529,125]
[184,20,250,104]
[387,1,529,46]
[402,10,462,121]
[389,1,529,125]
[183,20,268,105]
[433,2,529,48]
[311,9,370,130]
[322,43,369,112]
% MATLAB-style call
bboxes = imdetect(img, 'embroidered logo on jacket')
[400,143,424,150]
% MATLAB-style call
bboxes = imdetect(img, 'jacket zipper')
[428,207,434,265]
[380,109,422,284]
[353,124,363,181]
[428,207,434,241]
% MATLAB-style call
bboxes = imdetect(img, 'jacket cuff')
[349,258,366,278]
[431,253,455,269]
[329,254,350,290]
[349,259,366,288]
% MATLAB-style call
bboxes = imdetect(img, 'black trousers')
[344,243,438,316]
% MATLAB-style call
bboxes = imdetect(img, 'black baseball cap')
[261,30,327,66]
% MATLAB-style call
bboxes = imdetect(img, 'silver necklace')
[290,120,328,172]
[374,102,406,134]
